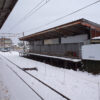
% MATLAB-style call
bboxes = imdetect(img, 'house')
[0,38,12,51]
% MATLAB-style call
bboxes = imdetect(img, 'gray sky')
[0,0,100,44]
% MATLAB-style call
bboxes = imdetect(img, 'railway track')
[0,54,70,100]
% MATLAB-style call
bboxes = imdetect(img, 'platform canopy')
[0,0,18,29]
[20,18,100,41]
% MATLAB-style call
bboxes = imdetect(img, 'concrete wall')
[83,60,100,74]
[82,44,100,61]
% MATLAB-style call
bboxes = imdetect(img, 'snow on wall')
[82,44,100,60]
[61,34,88,43]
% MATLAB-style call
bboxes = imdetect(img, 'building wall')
[34,40,43,45]
[83,60,100,74]
[28,34,89,58]
[43,34,88,45]
[61,34,88,44]
[44,38,59,45]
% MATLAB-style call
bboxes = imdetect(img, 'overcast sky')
[0,0,100,44]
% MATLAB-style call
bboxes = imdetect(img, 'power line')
[7,0,45,31]
[8,0,50,32]
[23,0,100,33]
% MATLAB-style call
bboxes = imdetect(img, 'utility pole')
[3,36,5,49]
[23,32,25,52]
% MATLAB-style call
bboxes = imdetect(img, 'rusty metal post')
[23,32,25,52]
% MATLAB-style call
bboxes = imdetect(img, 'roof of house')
[20,18,100,41]
[0,0,18,29]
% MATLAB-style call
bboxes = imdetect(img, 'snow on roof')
[92,36,100,40]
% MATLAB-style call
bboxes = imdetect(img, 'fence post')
[98,81,100,100]
[44,60,47,75]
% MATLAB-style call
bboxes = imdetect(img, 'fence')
[29,43,83,58]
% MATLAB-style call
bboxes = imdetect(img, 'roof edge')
[19,18,100,40]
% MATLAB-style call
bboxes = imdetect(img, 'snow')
[0,51,100,100]
[0,58,42,100]
[82,44,100,60]
[92,36,100,40]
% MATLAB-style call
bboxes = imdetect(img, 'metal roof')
[0,0,18,29]
[20,18,100,41]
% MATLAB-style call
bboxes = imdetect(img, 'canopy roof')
[0,0,18,29]
[20,18,100,41]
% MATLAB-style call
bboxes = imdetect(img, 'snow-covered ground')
[0,51,100,100]
[0,75,10,100]
[0,57,43,100]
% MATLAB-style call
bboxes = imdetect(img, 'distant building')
[0,38,12,50]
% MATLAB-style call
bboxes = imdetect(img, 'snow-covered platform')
[19,52,82,70]
[26,52,81,62]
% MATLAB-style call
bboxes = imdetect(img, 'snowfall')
[0,51,100,100]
